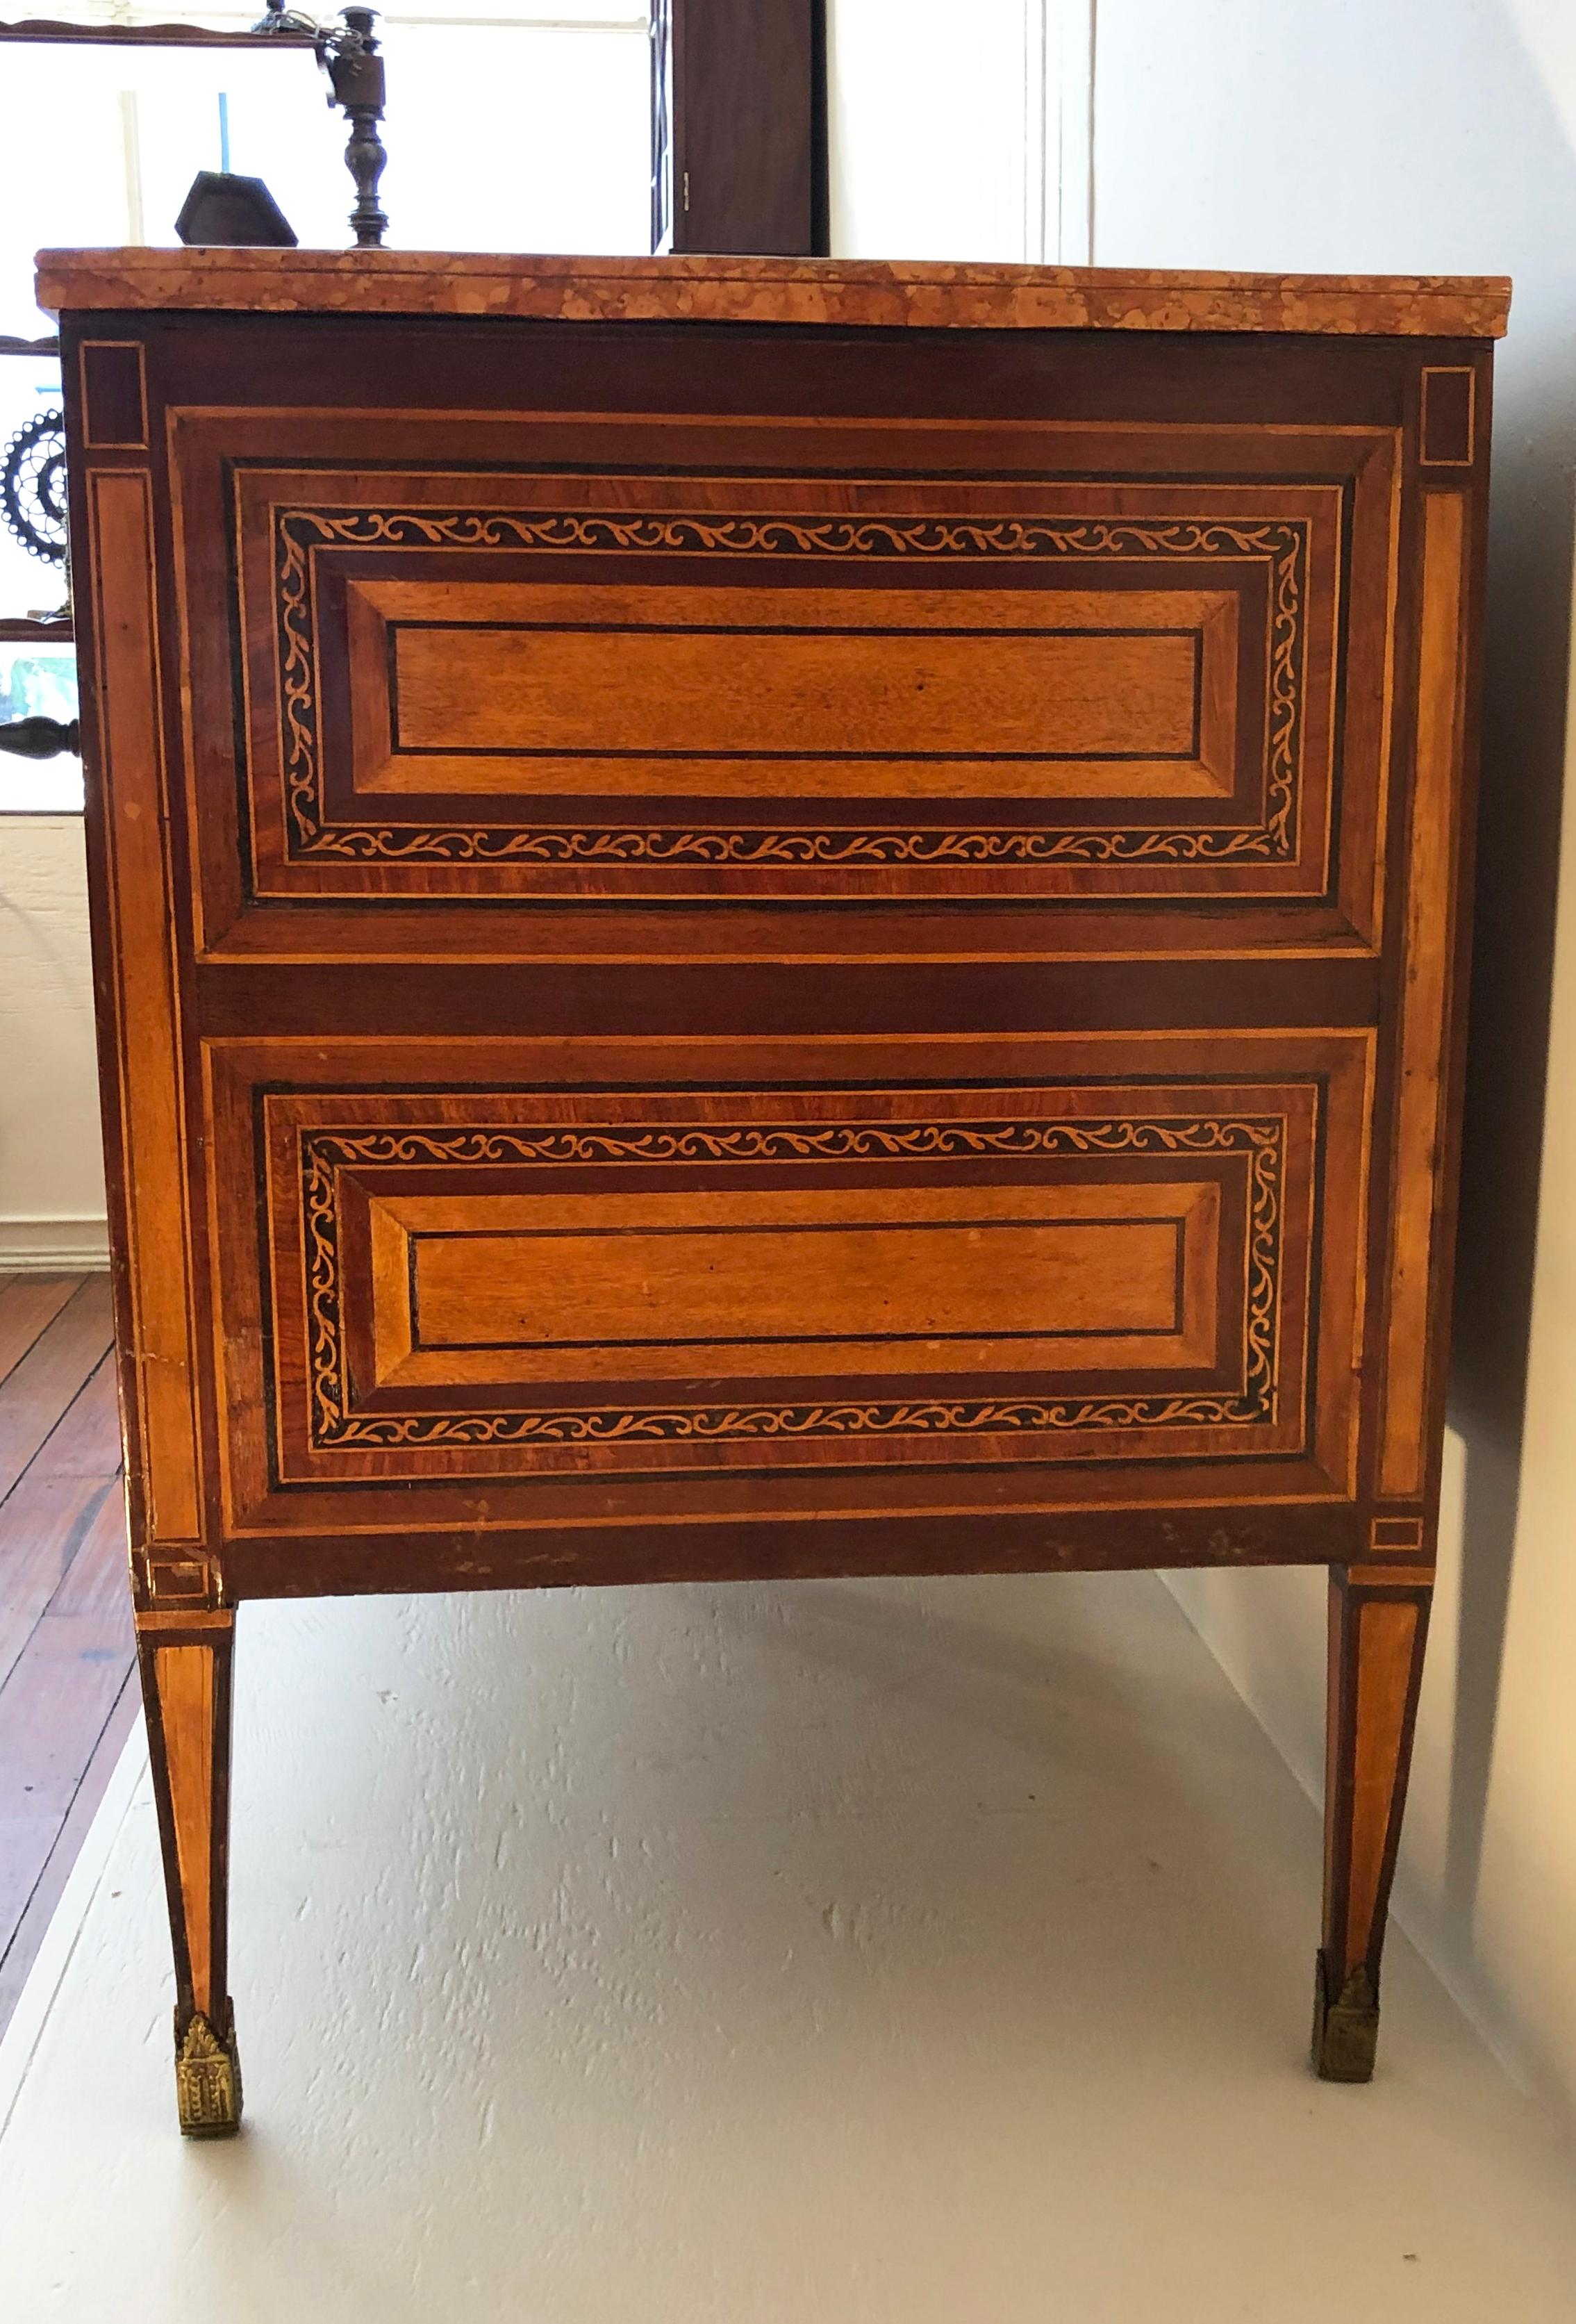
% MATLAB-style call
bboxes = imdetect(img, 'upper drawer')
[171,414,1397,929]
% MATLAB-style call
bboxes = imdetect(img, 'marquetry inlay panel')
[85,469,205,1545]
[217,1057,1368,1492]
[222,461,1351,903]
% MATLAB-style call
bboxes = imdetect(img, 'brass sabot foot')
[1311,1950,1379,2083]
[175,2003,243,2136]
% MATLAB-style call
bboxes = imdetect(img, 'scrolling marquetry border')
[273,507,1309,869]
[296,1112,1286,1453]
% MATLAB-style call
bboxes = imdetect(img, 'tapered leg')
[1313,1565,1432,2082]
[138,1610,241,2135]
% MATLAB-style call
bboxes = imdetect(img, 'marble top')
[34,249,1511,337]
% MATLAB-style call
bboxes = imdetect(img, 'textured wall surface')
[1,1572,1572,2320]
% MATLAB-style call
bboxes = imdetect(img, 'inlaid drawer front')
[225,461,1356,905]
[224,1060,1364,1497]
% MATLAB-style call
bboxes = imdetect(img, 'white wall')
[829,0,1040,261]
[0,816,106,1267]
[827,0,1094,265]
[1086,0,1576,2125]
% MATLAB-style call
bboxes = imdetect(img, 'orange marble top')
[35,249,1511,338]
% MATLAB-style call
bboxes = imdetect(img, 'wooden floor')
[0,1271,135,2043]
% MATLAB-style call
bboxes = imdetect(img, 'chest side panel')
[63,312,1488,1593]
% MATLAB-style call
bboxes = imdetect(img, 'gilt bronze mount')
[174,2006,244,2137]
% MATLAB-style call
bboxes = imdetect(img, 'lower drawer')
[206,1032,1370,1539]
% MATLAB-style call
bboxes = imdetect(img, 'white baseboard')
[0,1217,110,1271]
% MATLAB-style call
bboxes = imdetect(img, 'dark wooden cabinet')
[38,249,1507,2132]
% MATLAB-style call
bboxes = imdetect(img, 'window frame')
[652,0,827,257]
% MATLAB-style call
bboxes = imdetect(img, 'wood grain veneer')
[49,252,1498,2129]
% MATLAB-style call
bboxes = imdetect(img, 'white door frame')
[1024,0,1097,263]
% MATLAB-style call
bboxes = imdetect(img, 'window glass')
[0,343,76,811]
[0,349,67,620]
[0,5,650,811]
[3,11,651,334]
[0,638,79,811]
[373,23,650,256]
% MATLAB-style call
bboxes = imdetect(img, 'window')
[0,0,652,812]
[0,336,73,810]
